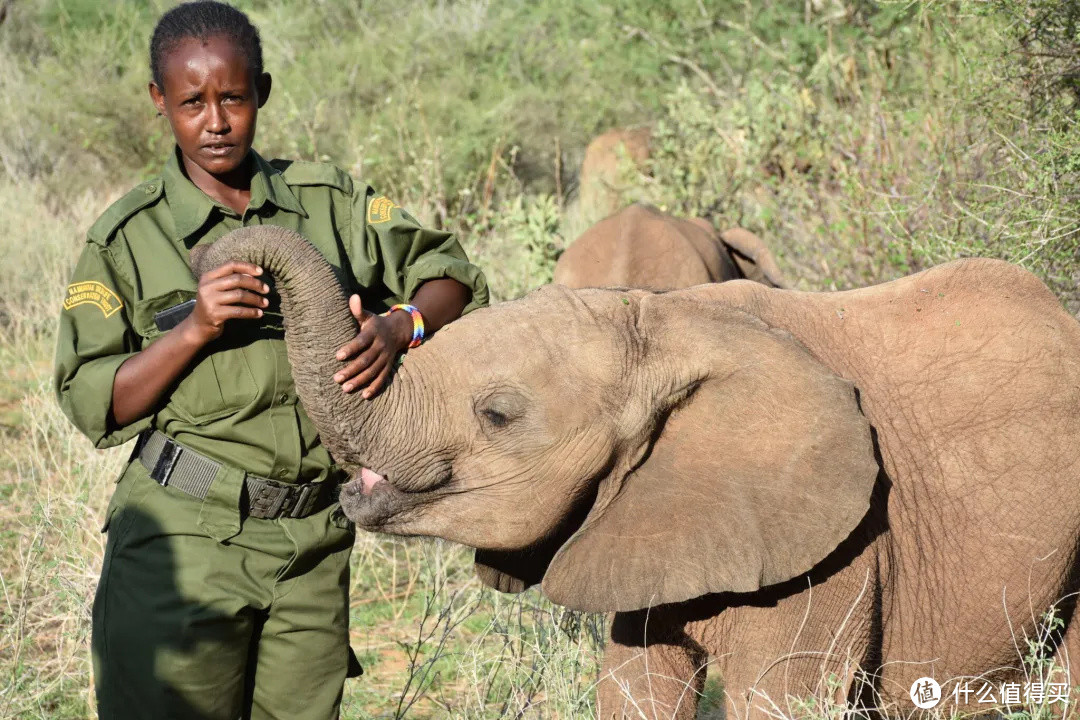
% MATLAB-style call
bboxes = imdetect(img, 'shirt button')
[145,183,156,193]
[279,393,289,403]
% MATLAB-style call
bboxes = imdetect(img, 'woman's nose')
[206,103,230,134]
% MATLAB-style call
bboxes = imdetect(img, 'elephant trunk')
[190,225,379,470]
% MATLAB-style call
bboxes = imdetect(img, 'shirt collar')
[163,147,307,242]
[251,151,307,218]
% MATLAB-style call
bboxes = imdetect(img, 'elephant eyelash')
[481,408,510,428]
[473,388,528,433]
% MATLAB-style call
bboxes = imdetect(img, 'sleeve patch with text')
[64,281,124,318]
[367,196,398,224]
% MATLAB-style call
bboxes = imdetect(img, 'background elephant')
[577,127,652,221]
[195,227,1080,720]
[554,203,786,290]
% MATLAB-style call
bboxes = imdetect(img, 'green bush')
[621,3,1079,309]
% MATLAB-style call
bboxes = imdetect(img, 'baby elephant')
[197,227,1080,720]
[554,203,785,290]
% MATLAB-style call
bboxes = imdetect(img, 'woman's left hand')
[334,295,412,398]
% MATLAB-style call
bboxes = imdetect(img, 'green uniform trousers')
[92,460,356,720]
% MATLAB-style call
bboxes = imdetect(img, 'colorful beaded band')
[381,303,425,348]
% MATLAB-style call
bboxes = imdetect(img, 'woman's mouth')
[202,143,235,156]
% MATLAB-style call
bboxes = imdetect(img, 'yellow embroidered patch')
[64,281,124,318]
[367,196,398,224]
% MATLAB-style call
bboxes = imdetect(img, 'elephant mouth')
[359,467,386,495]
[339,474,412,530]
[339,465,450,531]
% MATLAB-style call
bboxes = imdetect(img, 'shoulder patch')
[368,196,399,224]
[87,180,163,246]
[64,281,124,318]
[275,160,352,193]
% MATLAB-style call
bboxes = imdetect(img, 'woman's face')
[149,34,270,179]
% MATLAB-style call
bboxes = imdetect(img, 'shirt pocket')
[132,290,259,425]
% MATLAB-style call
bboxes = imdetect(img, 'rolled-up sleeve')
[53,243,149,448]
[350,187,489,315]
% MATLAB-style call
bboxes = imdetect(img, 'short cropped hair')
[150,1,263,89]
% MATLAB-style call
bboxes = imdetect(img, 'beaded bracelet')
[381,304,425,348]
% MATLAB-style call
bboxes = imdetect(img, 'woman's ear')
[540,296,878,612]
[149,81,167,116]
[256,72,272,108]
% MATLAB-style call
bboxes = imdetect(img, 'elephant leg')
[596,609,708,720]
[694,567,879,720]
[713,640,865,720]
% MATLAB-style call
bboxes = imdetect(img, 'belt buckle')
[152,438,181,487]
[255,479,288,518]
[288,484,316,519]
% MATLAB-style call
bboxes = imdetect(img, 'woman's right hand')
[110,261,269,427]
[180,261,269,345]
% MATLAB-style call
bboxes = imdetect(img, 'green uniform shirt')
[55,148,488,483]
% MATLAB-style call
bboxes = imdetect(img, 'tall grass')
[2,0,1079,718]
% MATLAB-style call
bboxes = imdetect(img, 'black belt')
[134,430,339,519]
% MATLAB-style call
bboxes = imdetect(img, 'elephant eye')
[481,408,510,428]
[474,389,527,433]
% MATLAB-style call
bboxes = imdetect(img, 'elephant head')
[195,226,878,613]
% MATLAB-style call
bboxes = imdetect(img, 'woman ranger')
[53,2,488,718]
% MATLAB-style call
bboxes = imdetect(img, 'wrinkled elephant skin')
[196,227,1080,720]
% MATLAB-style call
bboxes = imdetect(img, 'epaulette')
[87,179,164,246]
[271,159,353,193]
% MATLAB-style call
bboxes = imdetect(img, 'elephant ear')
[540,299,877,612]
[718,227,786,288]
